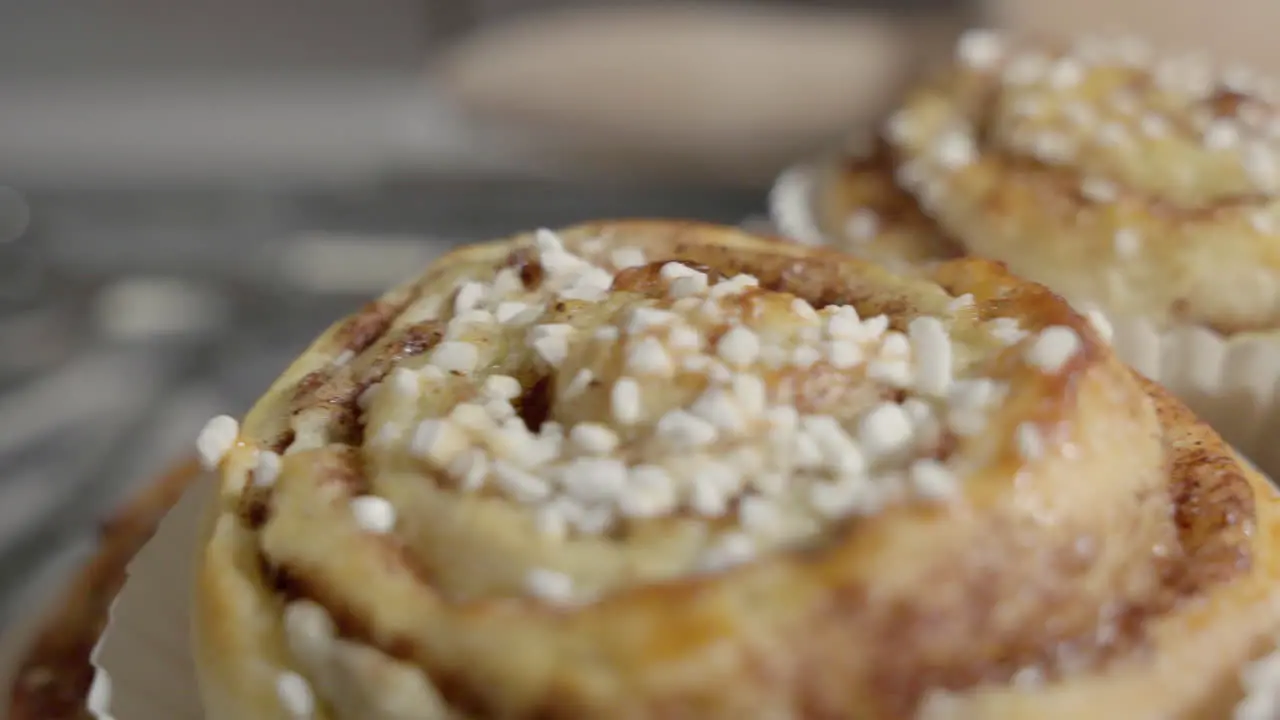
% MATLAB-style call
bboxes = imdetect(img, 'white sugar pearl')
[908,316,952,396]
[482,374,522,400]
[619,465,677,518]
[697,532,756,572]
[526,568,575,603]
[717,326,761,366]
[909,459,959,502]
[626,337,674,376]
[283,600,335,658]
[350,495,397,534]
[1015,423,1043,461]
[196,415,239,470]
[532,335,570,367]
[454,281,488,313]
[430,341,479,373]
[611,378,642,424]
[276,671,316,718]
[569,422,619,455]
[858,402,914,458]
[956,29,1003,69]
[611,247,647,269]
[410,418,468,465]
[254,450,282,488]
[1026,326,1082,373]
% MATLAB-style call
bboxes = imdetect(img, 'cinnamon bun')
[779,31,1280,335]
[191,221,1280,719]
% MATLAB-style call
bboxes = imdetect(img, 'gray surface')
[0,1,978,186]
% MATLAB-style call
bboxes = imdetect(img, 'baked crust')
[191,220,1280,719]
[806,32,1280,334]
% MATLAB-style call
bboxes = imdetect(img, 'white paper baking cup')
[0,467,211,720]
[87,477,211,720]
[8,237,1280,720]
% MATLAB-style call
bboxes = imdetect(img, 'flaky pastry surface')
[809,32,1280,334]
[192,220,1280,719]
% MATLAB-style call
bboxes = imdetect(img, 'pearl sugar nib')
[957,29,1003,70]
[197,415,240,470]
[350,495,397,534]
[1026,326,1083,374]
[354,229,1035,604]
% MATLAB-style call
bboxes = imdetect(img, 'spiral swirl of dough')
[804,31,1280,334]
[191,221,1280,719]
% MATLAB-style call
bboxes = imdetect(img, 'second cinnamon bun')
[190,221,1280,719]
[778,31,1280,336]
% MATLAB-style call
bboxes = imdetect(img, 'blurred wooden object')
[431,4,959,186]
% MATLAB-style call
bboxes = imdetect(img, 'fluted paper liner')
[87,479,212,720]
[7,240,1280,719]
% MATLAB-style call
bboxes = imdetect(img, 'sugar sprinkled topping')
[896,28,1280,216]
[335,228,1079,604]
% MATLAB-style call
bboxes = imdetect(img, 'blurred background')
[2,0,1280,624]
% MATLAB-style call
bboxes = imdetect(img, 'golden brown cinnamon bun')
[781,31,1280,335]
[191,221,1280,719]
